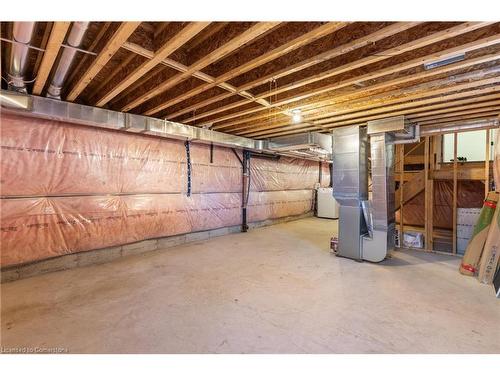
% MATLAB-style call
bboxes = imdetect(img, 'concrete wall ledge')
[1,212,313,283]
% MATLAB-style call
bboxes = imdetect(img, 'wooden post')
[452,132,458,254]
[424,136,434,251]
[429,138,434,252]
[485,129,490,197]
[424,136,430,250]
[434,134,443,170]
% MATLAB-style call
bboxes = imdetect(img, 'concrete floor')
[1,217,499,354]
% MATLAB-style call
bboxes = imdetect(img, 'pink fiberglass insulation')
[250,156,323,192]
[247,190,314,222]
[0,113,327,267]
[0,193,242,266]
[320,162,331,188]
[1,113,241,196]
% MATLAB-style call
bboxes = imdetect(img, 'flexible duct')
[47,22,89,99]
[7,22,36,93]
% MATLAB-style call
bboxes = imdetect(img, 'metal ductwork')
[361,132,396,262]
[0,90,263,151]
[1,90,340,160]
[367,115,420,144]
[7,22,36,93]
[332,116,417,262]
[331,125,369,260]
[265,132,332,161]
[47,22,89,99]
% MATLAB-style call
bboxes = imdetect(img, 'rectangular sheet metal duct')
[0,90,336,162]
[0,90,263,151]
[331,125,369,261]
[265,132,332,161]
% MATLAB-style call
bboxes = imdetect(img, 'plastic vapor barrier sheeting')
[1,113,329,266]
[1,193,242,266]
[250,157,327,191]
[1,114,242,196]
[248,190,315,222]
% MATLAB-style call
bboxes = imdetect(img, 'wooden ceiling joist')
[222,47,500,132]
[64,22,113,94]
[183,22,494,125]
[89,53,137,102]
[161,22,421,120]
[3,21,499,141]
[120,41,270,112]
[95,22,210,107]
[252,113,499,139]
[239,96,500,137]
[142,22,350,116]
[416,109,500,124]
[194,42,500,129]
[220,52,500,134]
[254,39,500,103]
[249,112,500,139]
[121,22,281,112]
[411,103,500,122]
[66,22,141,102]
[241,83,500,137]
[313,76,500,126]
[172,22,426,123]
[407,99,500,120]
[32,22,71,95]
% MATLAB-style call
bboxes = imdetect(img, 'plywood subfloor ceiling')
[1,21,500,138]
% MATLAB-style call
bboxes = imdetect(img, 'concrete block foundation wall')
[0,113,330,274]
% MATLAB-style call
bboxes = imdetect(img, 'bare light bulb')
[291,109,302,123]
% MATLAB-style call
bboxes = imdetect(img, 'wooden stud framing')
[424,136,434,251]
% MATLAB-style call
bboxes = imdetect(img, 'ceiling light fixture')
[424,54,465,70]
[291,109,302,124]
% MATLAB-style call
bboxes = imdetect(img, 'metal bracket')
[231,148,243,166]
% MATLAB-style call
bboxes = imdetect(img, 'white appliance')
[317,187,339,219]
